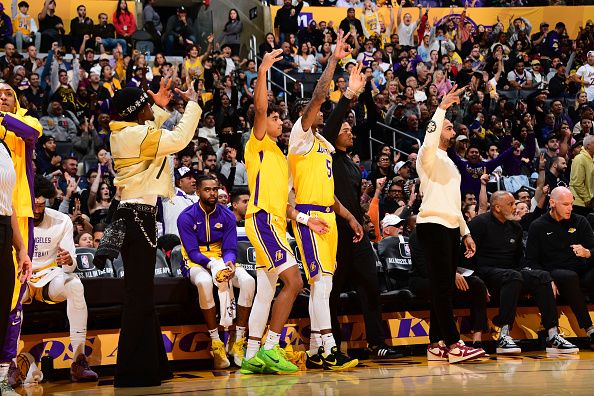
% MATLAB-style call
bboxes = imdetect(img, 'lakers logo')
[310,262,316,272]
[215,223,223,229]
[275,250,284,262]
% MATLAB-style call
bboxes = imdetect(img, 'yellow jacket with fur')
[110,101,202,203]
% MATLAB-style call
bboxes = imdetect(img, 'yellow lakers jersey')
[289,136,335,207]
[245,132,289,218]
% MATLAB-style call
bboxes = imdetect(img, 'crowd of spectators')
[3,0,594,328]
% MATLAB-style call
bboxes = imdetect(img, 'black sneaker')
[368,344,404,359]
[306,347,325,370]
[322,346,359,371]
[496,335,521,354]
[546,334,579,354]
[589,332,594,349]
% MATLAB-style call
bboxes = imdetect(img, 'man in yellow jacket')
[569,135,594,216]
[109,78,202,388]
[0,83,40,388]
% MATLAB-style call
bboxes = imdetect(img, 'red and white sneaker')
[447,341,485,364]
[427,341,449,361]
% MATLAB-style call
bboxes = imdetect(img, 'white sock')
[263,330,281,350]
[309,332,322,355]
[321,333,337,355]
[500,324,510,338]
[70,328,87,359]
[0,363,9,381]
[587,326,594,337]
[548,327,558,340]
[236,326,246,341]
[208,328,220,341]
[246,339,260,359]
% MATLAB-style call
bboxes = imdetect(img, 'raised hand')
[260,49,283,73]
[348,63,366,94]
[333,31,352,60]
[147,77,173,108]
[175,75,200,102]
[438,84,466,110]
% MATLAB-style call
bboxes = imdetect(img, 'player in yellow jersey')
[289,32,364,371]
[240,49,328,375]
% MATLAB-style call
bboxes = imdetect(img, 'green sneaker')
[240,355,267,374]
[257,345,299,374]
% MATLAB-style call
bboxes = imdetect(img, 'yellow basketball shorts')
[292,204,337,284]
[246,210,294,272]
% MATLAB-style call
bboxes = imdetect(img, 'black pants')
[478,267,558,330]
[330,230,385,348]
[550,268,594,330]
[416,223,460,346]
[114,204,171,387]
[0,217,14,354]
[409,275,488,343]
[572,205,592,217]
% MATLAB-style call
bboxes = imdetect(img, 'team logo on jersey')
[325,207,331,213]
[215,223,223,229]
[427,120,437,133]
[568,228,576,233]
[275,250,284,262]
[309,261,316,272]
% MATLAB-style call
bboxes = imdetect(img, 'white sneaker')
[546,334,579,354]
[448,341,485,364]
[496,335,522,354]
[427,341,449,361]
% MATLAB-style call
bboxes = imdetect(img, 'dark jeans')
[416,223,460,346]
[114,204,171,387]
[330,230,385,348]
[409,275,488,343]
[0,217,14,356]
[477,267,558,330]
[549,268,594,329]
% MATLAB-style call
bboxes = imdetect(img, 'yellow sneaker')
[284,344,307,371]
[210,339,231,369]
[230,337,246,367]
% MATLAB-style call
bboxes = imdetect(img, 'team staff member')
[177,174,255,370]
[108,78,201,387]
[415,85,485,364]
[526,186,594,347]
[289,32,361,371]
[0,137,31,394]
[325,69,402,360]
[470,191,578,354]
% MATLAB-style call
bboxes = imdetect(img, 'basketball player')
[0,84,41,390]
[177,174,255,369]
[416,85,485,363]
[240,50,328,375]
[288,32,363,371]
[26,176,97,380]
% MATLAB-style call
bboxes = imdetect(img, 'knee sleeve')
[235,268,255,308]
[311,276,333,330]
[248,270,278,339]
[64,278,87,311]
[309,291,319,331]
[191,268,215,310]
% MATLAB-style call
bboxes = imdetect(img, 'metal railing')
[367,121,422,159]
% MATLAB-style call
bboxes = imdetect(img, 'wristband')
[296,212,310,225]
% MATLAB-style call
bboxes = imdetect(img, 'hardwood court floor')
[16,351,594,396]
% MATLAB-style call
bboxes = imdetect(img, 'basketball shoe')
[447,341,485,364]
[229,337,246,367]
[322,346,359,371]
[0,379,19,396]
[211,339,231,369]
[257,345,299,374]
[283,344,306,371]
[70,355,98,382]
[496,335,521,354]
[240,355,267,375]
[368,344,403,359]
[427,341,449,361]
[546,334,579,354]
[305,347,325,370]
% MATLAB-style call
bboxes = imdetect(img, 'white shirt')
[294,54,316,73]
[576,63,594,101]
[416,108,469,236]
[0,143,15,216]
[198,126,219,150]
[32,208,76,286]
[162,187,199,236]
[224,57,235,76]
[398,21,418,47]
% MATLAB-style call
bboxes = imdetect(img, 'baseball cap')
[588,50,594,57]
[175,166,194,180]
[381,214,405,229]
[456,135,469,142]
[99,53,110,61]
[177,6,187,13]
[85,48,95,53]
[531,59,541,66]
[540,22,549,28]
[394,160,411,173]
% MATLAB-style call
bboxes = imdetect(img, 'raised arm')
[396,0,403,27]
[301,31,352,132]
[253,49,283,141]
